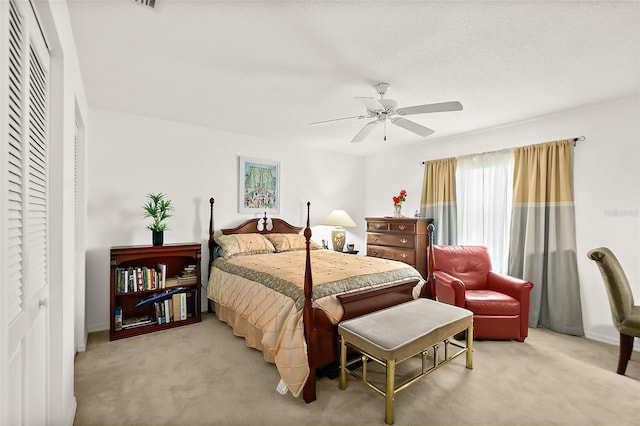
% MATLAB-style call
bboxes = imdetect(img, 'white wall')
[85,108,366,332]
[364,94,640,346]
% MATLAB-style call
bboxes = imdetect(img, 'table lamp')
[321,209,357,252]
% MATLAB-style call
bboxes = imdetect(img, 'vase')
[152,230,164,246]
[393,204,402,218]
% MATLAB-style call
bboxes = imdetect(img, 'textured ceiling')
[67,0,640,156]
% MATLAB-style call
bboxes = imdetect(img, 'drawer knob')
[400,238,408,244]
[375,224,382,229]
[399,225,406,230]
[372,236,378,241]
[371,250,378,255]
[400,253,408,259]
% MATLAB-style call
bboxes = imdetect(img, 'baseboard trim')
[87,322,109,333]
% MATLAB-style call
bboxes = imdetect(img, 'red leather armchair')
[432,245,534,342]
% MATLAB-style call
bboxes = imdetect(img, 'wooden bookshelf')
[109,243,202,341]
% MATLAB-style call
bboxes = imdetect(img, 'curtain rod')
[419,136,586,165]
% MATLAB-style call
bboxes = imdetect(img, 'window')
[455,150,513,273]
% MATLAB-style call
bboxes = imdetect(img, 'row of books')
[115,263,196,293]
[154,292,189,324]
[114,290,194,331]
[114,264,166,293]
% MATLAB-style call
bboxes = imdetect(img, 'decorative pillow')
[214,233,276,258]
[264,233,320,252]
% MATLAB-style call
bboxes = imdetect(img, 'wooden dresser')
[365,217,433,281]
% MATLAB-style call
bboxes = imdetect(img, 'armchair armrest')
[486,271,534,301]
[434,270,466,307]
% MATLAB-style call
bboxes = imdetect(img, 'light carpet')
[74,312,640,425]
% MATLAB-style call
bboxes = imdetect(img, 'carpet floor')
[74,312,640,425]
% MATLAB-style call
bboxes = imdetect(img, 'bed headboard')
[220,217,303,235]
[207,197,303,273]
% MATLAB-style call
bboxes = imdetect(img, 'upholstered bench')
[338,298,473,425]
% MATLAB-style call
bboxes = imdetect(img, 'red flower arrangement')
[393,189,407,206]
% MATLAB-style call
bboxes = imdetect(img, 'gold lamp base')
[331,228,346,252]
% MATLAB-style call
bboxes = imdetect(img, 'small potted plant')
[143,192,174,246]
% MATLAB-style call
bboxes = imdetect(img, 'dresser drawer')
[367,233,415,249]
[367,245,416,264]
[367,221,390,232]
[390,221,417,233]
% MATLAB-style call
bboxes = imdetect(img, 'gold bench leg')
[466,323,474,369]
[385,359,396,425]
[339,337,347,390]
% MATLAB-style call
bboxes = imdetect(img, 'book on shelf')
[121,316,153,329]
[114,306,123,331]
[171,292,188,321]
[157,263,167,288]
[180,292,187,320]
[186,290,194,318]
[177,275,197,285]
[164,277,180,287]
[165,298,172,323]
[181,264,197,276]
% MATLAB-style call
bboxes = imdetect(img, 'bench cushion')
[338,298,472,361]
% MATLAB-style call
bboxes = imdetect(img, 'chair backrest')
[587,247,634,330]
[432,245,492,290]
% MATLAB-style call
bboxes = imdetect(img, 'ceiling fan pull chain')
[384,119,387,141]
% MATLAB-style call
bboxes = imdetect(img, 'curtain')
[508,140,584,336]
[456,150,513,273]
[420,157,457,244]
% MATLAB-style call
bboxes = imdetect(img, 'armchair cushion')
[465,290,520,316]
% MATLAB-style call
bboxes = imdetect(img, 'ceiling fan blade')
[308,115,367,126]
[355,97,385,112]
[395,101,463,116]
[351,120,378,143]
[390,117,435,137]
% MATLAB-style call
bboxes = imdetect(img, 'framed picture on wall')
[239,156,280,214]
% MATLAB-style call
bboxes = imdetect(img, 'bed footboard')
[338,279,422,321]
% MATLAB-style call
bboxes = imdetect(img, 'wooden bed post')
[208,198,215,267]
[426,223,435,299]
[302,201,316,403]
[207,197,215,313]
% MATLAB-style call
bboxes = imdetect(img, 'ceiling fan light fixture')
[375,82,390,97]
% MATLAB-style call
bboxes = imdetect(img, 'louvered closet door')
[1,0,50,423]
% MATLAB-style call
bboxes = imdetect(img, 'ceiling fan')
[309,83,463,143]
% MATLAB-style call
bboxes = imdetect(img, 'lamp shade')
[320,210,357,228]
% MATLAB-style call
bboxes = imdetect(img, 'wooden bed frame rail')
[207,198,435,403]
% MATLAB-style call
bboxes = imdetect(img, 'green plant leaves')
[143,192,174,232]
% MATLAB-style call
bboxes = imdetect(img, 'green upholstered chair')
[587,247,640,375]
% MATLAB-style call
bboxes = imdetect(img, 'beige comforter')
[207,249,424,397]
